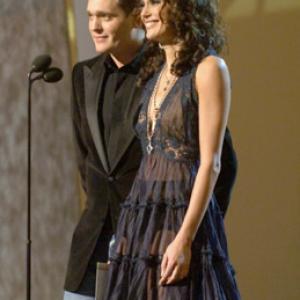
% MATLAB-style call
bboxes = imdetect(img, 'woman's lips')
[144,20,158,29]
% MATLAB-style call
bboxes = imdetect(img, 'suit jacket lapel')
[83,56,110,173]
[108,75,142,173]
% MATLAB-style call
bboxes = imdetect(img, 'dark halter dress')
[104,65,241,300]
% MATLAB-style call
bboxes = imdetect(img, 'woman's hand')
[159,236,192,285]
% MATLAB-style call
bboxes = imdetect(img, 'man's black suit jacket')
[64,54,237,292]
[64,54,143,291]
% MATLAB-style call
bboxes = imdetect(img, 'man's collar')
[104,46,144,74]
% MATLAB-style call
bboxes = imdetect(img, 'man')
[64,0,237,299]
[64,1,142,299]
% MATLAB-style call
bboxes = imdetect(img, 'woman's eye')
[138,1,145,8]
[137,0,161,8]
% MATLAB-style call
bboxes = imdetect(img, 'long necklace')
[146,65,177,154]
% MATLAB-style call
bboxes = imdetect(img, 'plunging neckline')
[145,68,181,154]
[146,69,180,130]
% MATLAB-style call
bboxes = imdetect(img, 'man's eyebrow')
[87,9,114,16]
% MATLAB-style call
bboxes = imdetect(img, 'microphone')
[43,67,63,83]
[30,55,52,73]
[29,55,63,83]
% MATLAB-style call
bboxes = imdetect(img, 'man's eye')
[103,15,113,21]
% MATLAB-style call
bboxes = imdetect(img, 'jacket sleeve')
[214,128,238,217]
[71,63,88,193]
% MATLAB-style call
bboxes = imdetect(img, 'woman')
[105,0,241,299]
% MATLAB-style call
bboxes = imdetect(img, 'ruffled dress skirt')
[104,151,241,300]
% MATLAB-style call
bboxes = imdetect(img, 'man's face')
[87,0,134,53]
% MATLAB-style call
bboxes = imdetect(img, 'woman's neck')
[160,43,182,72]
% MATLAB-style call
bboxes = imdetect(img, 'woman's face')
[140,0,175,43]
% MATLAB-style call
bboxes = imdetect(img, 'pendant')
[146,143,153,154]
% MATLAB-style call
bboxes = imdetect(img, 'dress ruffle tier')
[105,153,240,300]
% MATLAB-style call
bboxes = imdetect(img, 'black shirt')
[98,53,142,170]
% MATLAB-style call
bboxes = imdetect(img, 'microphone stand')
[26,72,44,300]
[27,71,32,300]
[26,55,62,300]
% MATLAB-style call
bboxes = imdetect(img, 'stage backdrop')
[0,1,79,299]
[72,0,300,300]
[222,1,300,300]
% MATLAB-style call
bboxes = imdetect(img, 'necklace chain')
[153,65,176,110]
[146,64,177,154]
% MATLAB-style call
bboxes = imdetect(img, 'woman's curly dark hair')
[138,0,226,85]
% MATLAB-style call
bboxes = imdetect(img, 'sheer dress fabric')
[104,66,241,300]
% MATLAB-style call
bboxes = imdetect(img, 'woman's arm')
[177,55,231,243]
[160,55,231,285]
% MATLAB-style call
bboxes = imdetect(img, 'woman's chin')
[145,32,160,42]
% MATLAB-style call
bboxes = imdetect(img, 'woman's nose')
[141,4,151,20]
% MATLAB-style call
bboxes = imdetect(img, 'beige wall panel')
[0,1,79,299]
[221,1,300,299]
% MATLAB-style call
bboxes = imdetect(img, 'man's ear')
[130,9,145,41]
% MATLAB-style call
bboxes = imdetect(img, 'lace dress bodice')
[136,67,199,163]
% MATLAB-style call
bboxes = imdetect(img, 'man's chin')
[94,43,112,54]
